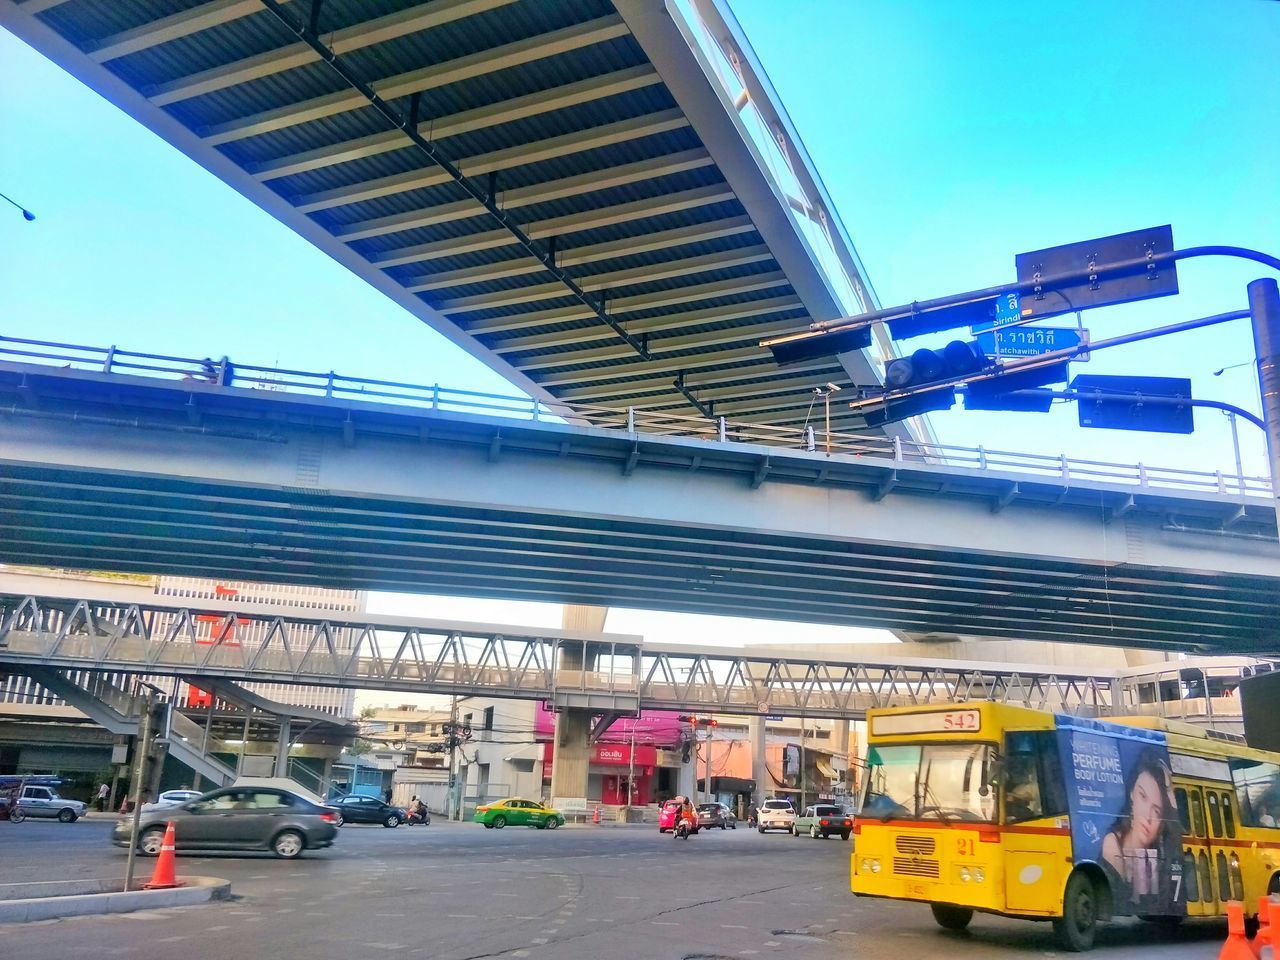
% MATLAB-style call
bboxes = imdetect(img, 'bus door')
[1002,731,1070,915]
[1176,783,1223,918]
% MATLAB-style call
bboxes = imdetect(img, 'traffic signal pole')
[1247,278,1280,519]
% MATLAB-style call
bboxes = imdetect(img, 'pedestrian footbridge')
[0,343,1276,652]
[0,587,1272,724]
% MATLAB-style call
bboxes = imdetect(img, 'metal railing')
[0,336,1269,498]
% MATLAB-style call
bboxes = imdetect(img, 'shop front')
[542,742,657,804]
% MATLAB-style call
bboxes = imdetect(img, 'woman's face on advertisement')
[1130,770,1164,846]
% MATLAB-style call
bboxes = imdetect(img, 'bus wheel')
[1054,872,1100,952]
[930,903,973,931]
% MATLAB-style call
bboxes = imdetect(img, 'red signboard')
[591,743,656,767]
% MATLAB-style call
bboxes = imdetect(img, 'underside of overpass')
[0,0,910,437]
[0,363,1276,652]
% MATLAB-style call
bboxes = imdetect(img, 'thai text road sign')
[976,325,1088,359]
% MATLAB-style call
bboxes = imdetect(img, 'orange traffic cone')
[1223,903,1256,960]
[143,821,184,890]
[1252,897,1271,959]
[592,806,601,825]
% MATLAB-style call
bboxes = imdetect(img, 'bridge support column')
[549,710,592,808]
[750,716,768,806]
[273,719,291,778]
[548,605,608,809]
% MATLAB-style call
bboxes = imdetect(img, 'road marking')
[649,921,679,926]
[721,924,749,929]
[491,892,519,897]
[446,914,479,919]
[531,939,548,945]
[156,936,188,943]
[205,926,230,932]
[763,942,780,947]
[375,913,406,917]
[614,895,640,900]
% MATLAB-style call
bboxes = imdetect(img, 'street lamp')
[813,382,841,455]
[0,191,35,222]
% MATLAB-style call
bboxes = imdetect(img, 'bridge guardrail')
[0,336,1269,498]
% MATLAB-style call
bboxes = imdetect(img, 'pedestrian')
[385,787,393,804]
[96,782,109,812]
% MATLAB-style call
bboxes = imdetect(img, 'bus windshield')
[861,743,996,822]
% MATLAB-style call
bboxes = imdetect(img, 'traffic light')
[963,361,1071,412]
[884,340,987,390]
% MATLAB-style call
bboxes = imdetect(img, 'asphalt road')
[0,819,1224,960]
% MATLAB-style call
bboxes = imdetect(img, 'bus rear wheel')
[930,903,973,931]
[1054,871,1100,952]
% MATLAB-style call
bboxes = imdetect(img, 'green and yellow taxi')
[473,797,565,830]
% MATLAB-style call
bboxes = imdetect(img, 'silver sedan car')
[113,785,338,859]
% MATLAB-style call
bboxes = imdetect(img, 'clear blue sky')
[729,0,1279,474]
[0,3,1276,652]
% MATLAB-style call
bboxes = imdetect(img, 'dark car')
[332,795,409,828]
[696,802,736,830]
[111,786,338,859]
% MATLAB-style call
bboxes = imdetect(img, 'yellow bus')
[852,701,1280,950]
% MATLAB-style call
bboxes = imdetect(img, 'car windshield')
[814,805,843,816]
[762,801,791,810]
[861,743,996,822]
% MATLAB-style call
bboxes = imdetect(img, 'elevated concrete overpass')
[0,352,1276,652]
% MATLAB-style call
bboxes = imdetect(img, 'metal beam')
[553,361,839,402]
[203,15,630,145]
[437,246,771,317]
[401,216,756,286]
[296,108,688,213]
[250,64,660,180]
[491,291,799,352]
[148,0,518,104]
[513,318,808,373]
[534,344,771,388]
[86,0,274,63]
[335,148,714,243]
[468,273,790,335]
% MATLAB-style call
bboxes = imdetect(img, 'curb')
[0,876,231,924]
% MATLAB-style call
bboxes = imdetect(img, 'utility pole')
[123,693,155,892]
[1247,278,1280,521]
[625,723,636,821]
[447,697,459,821]
[798,719,807,812]
[703,718,713,805]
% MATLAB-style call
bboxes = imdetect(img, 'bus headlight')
[871,859,881,874]
[959,867,971,883]
[974,867,986,883]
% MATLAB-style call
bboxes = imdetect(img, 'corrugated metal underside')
[25,0,850,424]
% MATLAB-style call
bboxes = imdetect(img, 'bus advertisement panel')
[1055,717,1185,917]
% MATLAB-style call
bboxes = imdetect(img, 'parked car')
[792,803,853,840]
[0,783,86,822]
[111,785,338,859]
[473,798,564,830]
[755,798,795,833]
[696,802,737,830]
[331,795,407,827]
[143,789,204,812]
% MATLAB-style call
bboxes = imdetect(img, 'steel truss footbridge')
[1,588,1273,724]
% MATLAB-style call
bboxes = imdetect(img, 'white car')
[756,799,796,833]
[2,784,87,822]
[142,789,204,811]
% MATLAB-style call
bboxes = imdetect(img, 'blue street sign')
[975,325,1088,360]
[970,292,1024,334]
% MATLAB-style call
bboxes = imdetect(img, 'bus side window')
[1002,733,1043,823]
[1036,731,1068,817]
[1217,851,1232,901]
[1175,788,1192,835]
[1221,791,1237,839]
[1190,792,1207,838]
[1183,849,1200,903]
[1207,792,1224,837]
